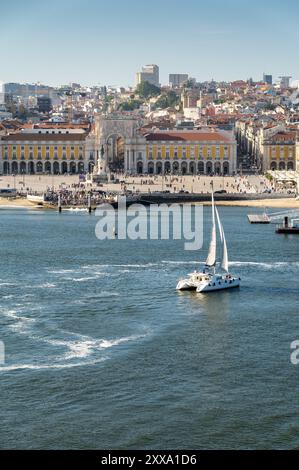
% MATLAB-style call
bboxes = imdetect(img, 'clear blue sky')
[1,0,298,87]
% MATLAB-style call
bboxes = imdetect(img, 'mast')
[215,207,229,272]
[205,192,217,267]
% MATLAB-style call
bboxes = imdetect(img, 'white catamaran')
[176,192,241,293]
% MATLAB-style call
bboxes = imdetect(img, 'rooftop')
[2,132,87,141]
[145,130,232,142]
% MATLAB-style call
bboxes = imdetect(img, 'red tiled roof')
[265,132,297,143]
[35,122,90,130]
[2,132,87,141]
[145,131,232,142]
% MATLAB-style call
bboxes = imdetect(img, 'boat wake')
[229,261,299,269]
[0,306,148,372]
[163,260,299,270]
[0,357,107,372]
[3,308,36,333]
[45,334,143,360]
[72,276,103,282]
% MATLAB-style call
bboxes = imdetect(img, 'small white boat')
[63,207,88,212]
[176,192,241,293]
[27,194,45,204]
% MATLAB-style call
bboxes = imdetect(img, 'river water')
[0,206,298,449]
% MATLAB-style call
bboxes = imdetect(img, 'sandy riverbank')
[200,198,299,208]
[0,197,37,208]
[1,196,298,210]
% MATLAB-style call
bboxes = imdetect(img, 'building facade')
[124,130,237,175]
[236,119,297,172]
[263,74,273,85]
[0,128,96,174]
[263,132,296,171]
[136,65,159,87]
[169,74,188,88]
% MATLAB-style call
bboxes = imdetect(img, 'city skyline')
[1,0,299,87]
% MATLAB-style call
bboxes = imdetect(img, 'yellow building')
[263,132,296,171]
[0,129,96,174]
[129,129,237,175]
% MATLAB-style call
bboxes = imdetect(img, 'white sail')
[205,192,217,267]
[215,207,229,272]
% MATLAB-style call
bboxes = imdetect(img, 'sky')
[1,0,299,87]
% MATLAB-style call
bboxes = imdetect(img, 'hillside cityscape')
[0,67,299,183]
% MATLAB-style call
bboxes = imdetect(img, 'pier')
[247,213,271,224]
[276,216,299,234]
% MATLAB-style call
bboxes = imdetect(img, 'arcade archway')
[106,134,125,171]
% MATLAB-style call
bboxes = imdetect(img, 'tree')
[118,99,143,111]
[151,91,179,110]
[135,81,160,99]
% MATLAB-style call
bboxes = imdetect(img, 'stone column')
[131,149,135,173]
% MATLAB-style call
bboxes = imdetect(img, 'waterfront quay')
[0,173,297,210]
[0,173,276,195]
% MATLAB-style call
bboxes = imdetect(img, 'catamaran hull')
[196,278,240,293]
[176,280,198,291]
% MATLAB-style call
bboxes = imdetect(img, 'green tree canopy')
[136,81,160,99]
[151,91,179,110]
[118,99,143,111]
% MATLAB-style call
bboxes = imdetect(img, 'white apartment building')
[136,65,159,87]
